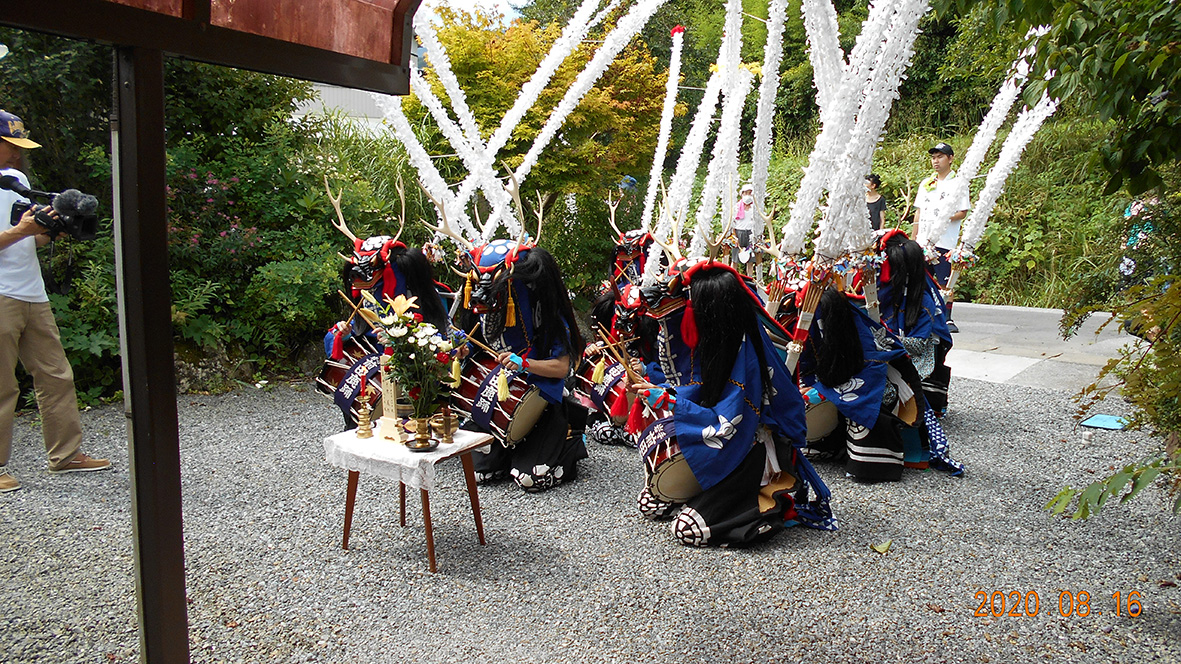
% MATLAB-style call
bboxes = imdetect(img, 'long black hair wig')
[882,233,927,331]
[810,286,866,388]
[688,266,770,408]
[457,246,585,361]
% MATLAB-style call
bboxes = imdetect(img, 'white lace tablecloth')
[323,424,492,491]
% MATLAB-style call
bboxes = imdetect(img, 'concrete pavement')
[945,302,1136,394]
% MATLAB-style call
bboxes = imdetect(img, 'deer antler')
[705,217,733,263]
[390,175,407,245]
[704,186,735,263]
[325,176,358,243]
[532,190,546,245]
[897,175,913,231]
[651,202,685,264]
[606,190,624,238]
[501,161,528,242]
[759,203,781,260]
[419,181,474,251]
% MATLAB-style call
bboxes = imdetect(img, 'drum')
[573,354,629,419]
[451,357,548,447]
[316,336,387,424]
[805,400,839,442]
[637,417,702,503]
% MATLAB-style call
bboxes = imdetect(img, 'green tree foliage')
[939,0,1181,195]
[929,0,1181,516]
[406,7,669,195]
[0,28,416,399]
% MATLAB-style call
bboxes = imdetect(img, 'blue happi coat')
[665,325,807,492]
[878,274,952,345]
[480,280,568,405]
[800,305,908,429]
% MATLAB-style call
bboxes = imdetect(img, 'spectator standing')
[865,174,886,231]
[0,109,109,493]
[731,183,757,277]
[911,142,969,331]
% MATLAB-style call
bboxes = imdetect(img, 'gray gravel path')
[2,378,1179,663]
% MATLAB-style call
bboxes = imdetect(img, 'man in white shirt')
[0,109,109,493]
[911,142,969,330]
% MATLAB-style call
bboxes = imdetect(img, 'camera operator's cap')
[928,142,953,156]
[0,110,42,149]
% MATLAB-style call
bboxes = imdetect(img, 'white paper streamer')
[642,69,724,286]
[691,67,755,258]
[371,93,476,241]
[409,70,516,241]
[513,0,673,186]
[719,0,744,85]
[918,25,1048,249]
[816,0,931,259]
[781,0,897,255]
[413,14,485,151]
[959,93,1058,250]
[801,0,845,118]
[588,0,622,29]
[448,0,605,236]
[641,27,685,232]
[751,0,788,238]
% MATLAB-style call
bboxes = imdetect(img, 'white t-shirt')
[0,169,48,303]
[914,170,970,249]
[733,199,756,232]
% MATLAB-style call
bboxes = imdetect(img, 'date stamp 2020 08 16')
[973,590,1144,618]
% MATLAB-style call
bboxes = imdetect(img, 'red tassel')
[625,397,646,435]
[609,390,629,419]
[330,328,345,361]
[382,265,398,301]
[680,302,698,348]
[879,259,891,284]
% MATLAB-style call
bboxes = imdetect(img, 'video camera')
[1,174,98,241]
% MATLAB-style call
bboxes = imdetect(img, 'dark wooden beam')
[5,0,417,95]
[113,45,191,664]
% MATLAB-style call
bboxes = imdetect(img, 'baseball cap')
[0,110,42,149]
[928,142,953,156]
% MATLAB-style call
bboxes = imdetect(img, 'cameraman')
[0,109,109,494]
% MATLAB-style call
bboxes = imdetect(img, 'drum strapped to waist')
[316,336,406,423]
[451,356,547,447]
[573,353,629,420]
[805,400,839,442]
[637,416,701,503]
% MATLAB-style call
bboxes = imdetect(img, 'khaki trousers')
[0,295,83,470]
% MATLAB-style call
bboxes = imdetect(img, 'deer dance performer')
[429,178,587,492]
[318,178,448,427]
[629,220,836,546]
[876,229,954,416]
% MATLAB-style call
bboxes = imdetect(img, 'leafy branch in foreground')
[1046,454,1181,519]
[1054,195,1181,518]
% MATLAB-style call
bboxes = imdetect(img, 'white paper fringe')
[751,0,789,238]
[959,93,1058,250]
[641,28,685,232]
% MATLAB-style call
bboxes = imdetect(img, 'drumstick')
[338,290,384,330]
[450,323,499,358]
[592,335,637,355]
[595,324,641,383]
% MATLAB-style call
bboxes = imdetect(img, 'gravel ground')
[1,377,1179,663]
